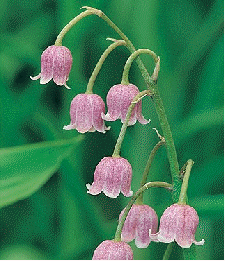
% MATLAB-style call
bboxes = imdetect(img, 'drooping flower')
[92,240,133,260]
[30,45,73,89]
[86,157,133,198]
[119,204,158,248]
[63,94,110,133]
[149,204,205,248]
[102,84,149,125]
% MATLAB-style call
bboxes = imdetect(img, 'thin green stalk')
[85,39,126,94]
[136,139,165,204]
[178,159,194,204]
[112,90,150,157]
[121,49,158,85]
[82,6,155,89]
[153,87,181,201]
[114,181,172,241]
[55,9,98,46]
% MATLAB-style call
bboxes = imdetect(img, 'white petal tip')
[30,73,41,81]
[64,84,71,89]
[194,239,205,246]
[63,124,75,130]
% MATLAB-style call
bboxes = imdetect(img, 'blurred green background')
[0,0,223,259]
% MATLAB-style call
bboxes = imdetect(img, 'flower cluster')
[32,22,204,259]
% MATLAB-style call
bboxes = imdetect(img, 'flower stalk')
[121,49,159,85]
[112,90,151,157]
[86,39,126,94]
[178,159,194,204]
[136,139,165,204]
[114,181,172,241]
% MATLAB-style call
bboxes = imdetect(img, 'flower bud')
[92,240,133,260]
[86,157,133,198]
[119,204,158,248]
[30,45,72,89]
[63,94,110,133]
[149,204,205,248]
[102,84,149,125]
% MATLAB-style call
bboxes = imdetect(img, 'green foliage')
[0,136,83,208]
[0,0,223,260]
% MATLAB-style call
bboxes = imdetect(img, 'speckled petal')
[53,46,72,86]
[91,95,110,133]
[135,205,158,248]
[120,205,140,242]
[40,46,54,84]
[120,158,133,197]
[102,84,123,121]
[92,240,133,260]
[103,158,122,198]
[136,100,150,124]
[120,85,139,125]
[87,157,107,195]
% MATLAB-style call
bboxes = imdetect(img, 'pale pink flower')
[92,240,133,260]
[102,84,149,125]
[63,94,109,133]
[149,204,205,248]
[30,45,72,89]
[119,204,158,248]
[86,157,133,198]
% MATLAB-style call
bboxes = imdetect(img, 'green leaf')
[0,135,83,208]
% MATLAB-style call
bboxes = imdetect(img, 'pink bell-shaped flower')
[30,45,72,89]
[102,84,149,125]
[86,157,133,198]
[149,204,205,248]
[119,204,158,248]
[92,240,133,260]
[63,94,109,133]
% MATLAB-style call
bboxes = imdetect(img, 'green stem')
[82,6,181,202]
[82,6,155,89]
[136,139,165,204]
[163,242,174,260]
[121,49,158,85]
[178,159,194,204]
[114,181,172,241]
[55,9,100,46]
[112,90,150,157]
[85,39,126,94]
[153,87,181,202]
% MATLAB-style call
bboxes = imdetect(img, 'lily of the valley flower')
[30,45,73,89]
[102,84,149,125]
[119,204,158,248]
[149,204,205,248]
[63,94,109,133]
[86,156,133,198]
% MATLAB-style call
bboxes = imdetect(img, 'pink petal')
[40,46,54,84]
[91,95,109,133]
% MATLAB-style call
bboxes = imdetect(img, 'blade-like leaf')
[0,135,83,208]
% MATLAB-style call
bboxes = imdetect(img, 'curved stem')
[153,87,181,202]
[85,39,126,94]
[121,49,159,85]
[82,6,155,89]
[178,159,194,204]
[114,181,172,241]
[136,139,165,204]
[55,9,101,46]
[112,90,150,157]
